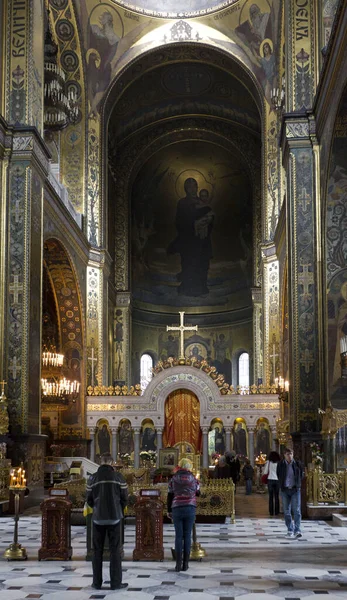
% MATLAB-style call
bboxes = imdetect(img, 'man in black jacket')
[277,448,304,538]
[86,453,128,590]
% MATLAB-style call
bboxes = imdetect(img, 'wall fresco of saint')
[131,140,253,310]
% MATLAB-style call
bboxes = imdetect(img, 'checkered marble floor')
[1,517,347,599]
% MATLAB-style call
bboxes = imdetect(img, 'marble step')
[332,512,347,526]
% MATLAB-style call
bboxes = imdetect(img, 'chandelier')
[41,341,80,410]
[44,11,78,129]
[42,341,64,368]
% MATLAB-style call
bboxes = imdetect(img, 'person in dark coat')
[226,451,240,487]
[242,459,254,495]
[214,455,231,479]
[86,453,128,590]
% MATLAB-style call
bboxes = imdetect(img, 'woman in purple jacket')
[167,458,200,572]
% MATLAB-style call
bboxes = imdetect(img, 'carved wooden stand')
[38,489,72,561]
[133,489,164,561]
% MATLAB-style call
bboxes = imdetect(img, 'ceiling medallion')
[111,0,239,19]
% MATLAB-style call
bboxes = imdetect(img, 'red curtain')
[163,389,201,451]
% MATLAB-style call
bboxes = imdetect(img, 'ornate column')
[261,245,280,386]
[201,427,209,469]
[282,114,323,444]
[88,428,96,463]
[111,427,118,462]
[252,287,263,384]
[248,428,255,466]
[225,427,232,453]
[86,250,112,388]
[156,427,163,467]
[323,435,336,473]
[133,427,141,469]
[271,427,277,451]
[0,119,10,380]
[281,1,322,452]
[113,293,131,386]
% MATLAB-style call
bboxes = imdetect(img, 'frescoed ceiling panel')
[109,61,260,142]
[110,0,239,18]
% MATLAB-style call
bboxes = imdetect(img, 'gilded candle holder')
[4,471,27,560]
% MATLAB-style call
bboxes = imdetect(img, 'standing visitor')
[214,455,231,479]
[167,458,200,572]
[263,450,281,516]
[226,450,241,488]
[242,458,254,495]
[86,453,128,590]
[277,448,304,538]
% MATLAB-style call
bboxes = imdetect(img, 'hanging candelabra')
[44,10,78,129]
[41,341,80,411]
[4,467,27,560]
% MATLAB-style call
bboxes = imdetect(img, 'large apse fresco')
[131,141,253,310]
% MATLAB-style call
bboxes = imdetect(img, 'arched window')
[238,352,249,387]
[140,353,153,391]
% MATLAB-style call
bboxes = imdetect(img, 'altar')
[86,312,281,468]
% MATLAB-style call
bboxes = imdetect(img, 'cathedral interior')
[0,0,347,582]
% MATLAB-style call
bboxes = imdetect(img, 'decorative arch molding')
[111,118,262,292]
[43,238,86,435]
[142,365,221,420]
[86,363,280,430]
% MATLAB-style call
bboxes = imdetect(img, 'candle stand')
[4,468,27,560]
[189,523,206,560]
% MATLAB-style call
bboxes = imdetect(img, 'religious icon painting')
[255,419,271,459]
[96,420,112,457]
[233,420,248,458]
[140,421,157,452]
[159,447,179,469]
[119,419,134,458]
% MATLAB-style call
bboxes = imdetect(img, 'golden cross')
[300,348,315,374]
[88,347,97,386]
[269,343,279,383]
[166,311,198,359]
[9,357,21,380]
[9,275,23,304]
[298,187,311,213]
[298,263,314,300]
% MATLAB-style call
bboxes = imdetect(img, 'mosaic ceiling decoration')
[111,0,239,18]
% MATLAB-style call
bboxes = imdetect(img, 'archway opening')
[106,44,262,388]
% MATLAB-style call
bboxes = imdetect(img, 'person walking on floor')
[242,458,254,495]
[276,447,304,538]
[167,457,200,572]
[86,452,128,590]
[263,450,281,516]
